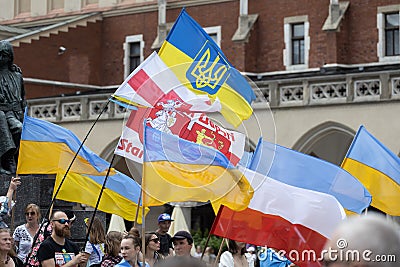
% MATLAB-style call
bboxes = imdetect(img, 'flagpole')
[10,189,16,231]
[141,119,146,266]
[133,193,141,228]
[200,230,211,260]
[141,193,145,266]
[83,153,116,251]
[213,238,225,267]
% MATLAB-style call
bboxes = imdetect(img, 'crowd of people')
[1,177,400,267]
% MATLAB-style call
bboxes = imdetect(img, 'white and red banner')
[112,52,221,113]
[115,108,246,166]
[211,168,346,267]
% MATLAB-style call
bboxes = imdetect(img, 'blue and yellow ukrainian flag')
[342,126,400,215]
[142,125,254,212]
[159,9,256,127]
[17,115,111,175]
[54,171,147,223]
[17,115,148,222]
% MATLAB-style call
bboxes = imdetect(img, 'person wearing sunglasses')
[144,232,162,267]
[12,204,40,262]
[25,210,76,267]
[36,211,88,267]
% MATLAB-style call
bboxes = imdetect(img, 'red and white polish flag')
[211,167,346,267]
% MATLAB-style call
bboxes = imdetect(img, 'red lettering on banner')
[194,114,236,142]
[131,147,143,158]
[117,139,143,159]
[117,139,128,150]
[209,119,215,129]
[126,142,133,152]
[227,132,235,141]
[198,114,209,125]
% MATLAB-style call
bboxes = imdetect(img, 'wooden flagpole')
[213,238,225,267]
[133,193,141,228]
[141,119,147,266]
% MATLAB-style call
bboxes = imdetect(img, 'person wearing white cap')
[155,213,174,257]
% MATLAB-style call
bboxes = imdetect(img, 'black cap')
[171,230,193,243]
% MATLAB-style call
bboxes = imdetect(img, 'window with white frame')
[283,16,309,70]
[385,13,400,56]
[377,6,400,62]
[204,26,221,47]
[124,34,144,77]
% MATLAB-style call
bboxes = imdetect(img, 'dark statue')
[0,40,26,175]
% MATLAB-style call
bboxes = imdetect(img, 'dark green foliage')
[192,228,226,253]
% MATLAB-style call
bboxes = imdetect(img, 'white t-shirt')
[13,224,33,261]
[219,251,234,267]
[85,242,105,265]
[219,251,250,267]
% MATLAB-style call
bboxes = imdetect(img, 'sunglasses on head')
[52,219,71,224]
[150,238,160,243]
[25,212,36,216]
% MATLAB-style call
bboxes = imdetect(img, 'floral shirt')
[26,221,52,267]
[101,254,122,267]
[13,224,34,262]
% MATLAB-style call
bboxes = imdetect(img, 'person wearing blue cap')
[155,213,174,257]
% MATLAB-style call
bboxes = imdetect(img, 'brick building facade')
[0,0,398,98]
[1,0,400,230]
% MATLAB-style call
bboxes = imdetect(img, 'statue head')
[0,40,14,69]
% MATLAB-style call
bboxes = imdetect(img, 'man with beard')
[37,211,88,267]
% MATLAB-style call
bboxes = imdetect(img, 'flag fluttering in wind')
[249,138,372,214]
[54,171,147,222]
[18,115,111,175]
[211,168,346,267]
[342,126,400,215]
[17,115,147,222]
[142,125,253,212]
[115,108,246,165]
[112,52,221,113]
[159,9,256,127]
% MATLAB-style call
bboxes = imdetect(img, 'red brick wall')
[14,21,103,83]
[100,1,244,84]
[9,0,400,99]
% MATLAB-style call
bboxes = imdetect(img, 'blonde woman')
[0,228,23,267]
[84,217,106,267]
[13,204,40,262]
